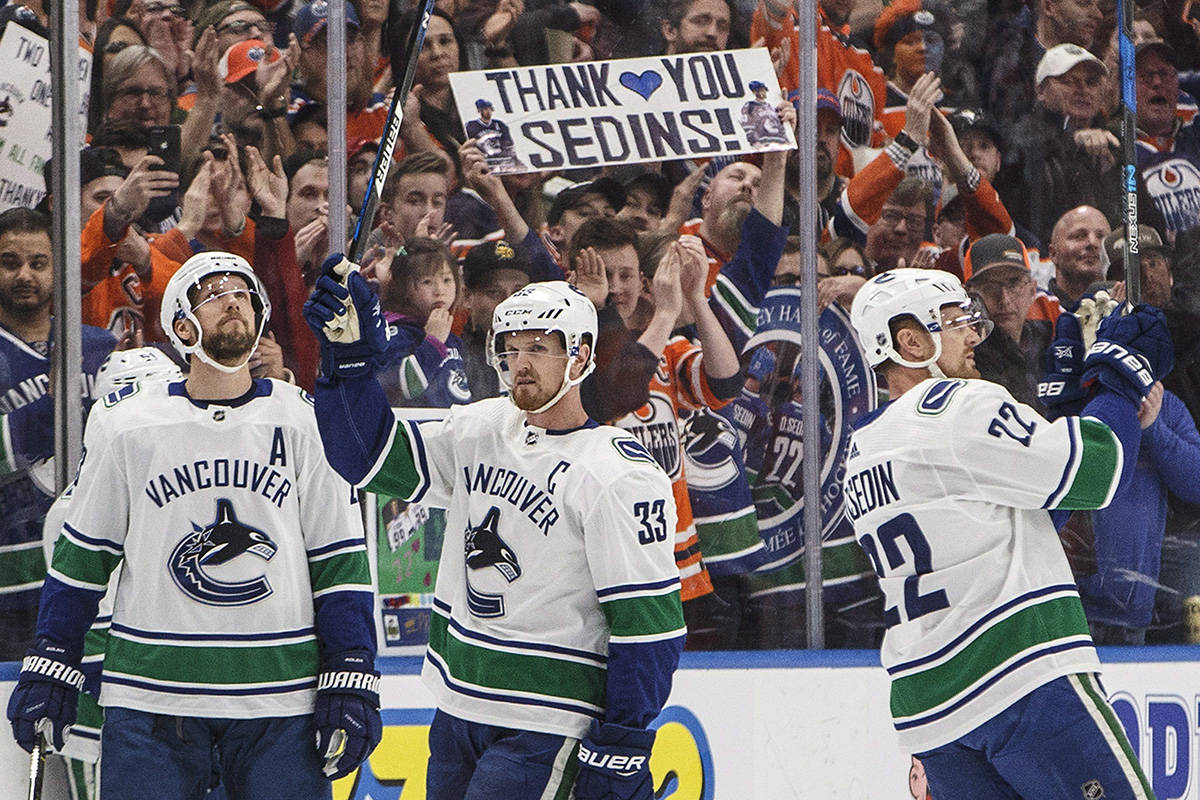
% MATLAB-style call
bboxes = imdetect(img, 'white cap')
[1035,43,1107,87]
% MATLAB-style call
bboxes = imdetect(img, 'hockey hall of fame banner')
[447,48,796,174]
[737,288,880,602]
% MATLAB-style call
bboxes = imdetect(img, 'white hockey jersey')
[47,379,370,720]
[844,378,1122,753]
[362,397,685,738]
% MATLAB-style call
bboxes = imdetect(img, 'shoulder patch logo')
[102,382,140,408]
[917,380,965,416]
[613,437,656,465]
[168,499,277,605]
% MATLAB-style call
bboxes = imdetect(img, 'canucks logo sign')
[739,289,877,602]
[169,498,277,605]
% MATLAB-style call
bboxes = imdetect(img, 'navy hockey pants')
[426,709,579,800]
[99,707,331,800]
[915,673,1154,799]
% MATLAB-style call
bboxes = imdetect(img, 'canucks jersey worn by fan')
[845,269,1160,798]
[305,269,683,800]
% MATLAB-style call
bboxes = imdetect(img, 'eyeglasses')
[113,85,170,102]
[880,208,927,231]
[216,19,274,37]
[141,2,185,16]
[970,275,1032,295]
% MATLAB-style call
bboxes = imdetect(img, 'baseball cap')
[1136,40,1176,66]
[294,0,360,47]
[1103,225,1170,278]
[963,233,1031,283]
[817,88,842,118]
[623,171,672,214]
[947,107,1001,146]
[47,147,129,195]
[218,39,280,84]
[462,239,535,289]
[1035,43,1107,87]
[547,178,625,224]
[475,98,494,109]
[874,0,949,50]
[748,80,768,92]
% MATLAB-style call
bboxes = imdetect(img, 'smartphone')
[145,124,181,174]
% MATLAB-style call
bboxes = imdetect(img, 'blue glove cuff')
[19,653,85,692]
[318,650,380,705]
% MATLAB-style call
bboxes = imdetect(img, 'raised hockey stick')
[1116,0,1141,304]
[347,0,437,265]
[27,736,45,800]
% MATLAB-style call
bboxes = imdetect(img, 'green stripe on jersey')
[428,613,605,706]
[712,278,757,333]
[105,635,319,686]
[890,594,1089,718]
[695,509,762,562]
[52,536,121,588]
[0,542,45,590]
[600,591,684,638]
[1055,419,1120,509]
[309,550,371,594]
[400,356,427,399]
[363,426,423,499]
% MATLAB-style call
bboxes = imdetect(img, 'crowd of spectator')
[4,0,1200,656]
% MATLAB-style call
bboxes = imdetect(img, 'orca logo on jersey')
[464,507,521,618]
[169,498,278,605]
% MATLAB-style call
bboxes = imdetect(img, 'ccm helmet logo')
[577,744,647,777]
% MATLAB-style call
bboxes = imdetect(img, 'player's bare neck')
[883,364,934,400]
[524,395,588,431]
[185,361,253,401]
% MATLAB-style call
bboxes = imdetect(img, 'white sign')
[0,25,92,211]
[449,48,795,174]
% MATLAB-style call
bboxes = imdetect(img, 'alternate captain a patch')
[169,499,277,606]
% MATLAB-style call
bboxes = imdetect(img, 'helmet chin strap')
[891,331,944,372]
[525,355,596,416]
[179,310,267,375]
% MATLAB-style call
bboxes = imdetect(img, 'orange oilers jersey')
[614,337,732,601]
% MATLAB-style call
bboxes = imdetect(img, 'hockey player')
[303,258,686,800]
[6,251,379,799]
[845,268,1166,797]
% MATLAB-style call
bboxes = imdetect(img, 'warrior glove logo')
[464,507,521,618]
[169,499,277,605]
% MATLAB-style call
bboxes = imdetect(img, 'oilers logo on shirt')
[168,498,278,605]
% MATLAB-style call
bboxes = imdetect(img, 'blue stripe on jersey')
[405,417,434,503]
[425,649,601,717]
[308,538,365,558]
[103,674,316,696]
[595,577,680,599]
[1043,417,1080,508]
[109,624,315,642]
[442,611,607,664]
[887,584,1079,675]
[62,522,123,554]
[893,639,1094,730]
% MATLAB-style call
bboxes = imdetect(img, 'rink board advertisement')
[448,48,795,174]
[4,650,1200,798]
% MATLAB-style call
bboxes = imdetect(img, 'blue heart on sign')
[619,70,663,100]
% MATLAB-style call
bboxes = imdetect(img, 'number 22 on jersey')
[858,514,949,628]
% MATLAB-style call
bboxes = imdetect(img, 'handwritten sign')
[0,25,91,212]
[450,48,794,174]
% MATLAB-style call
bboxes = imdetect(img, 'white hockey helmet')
[850,268,992,369]
[488,281,597,414]
[95,347,183,397]
[160,251,271,373]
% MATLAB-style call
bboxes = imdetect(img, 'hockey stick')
[27,736,45,800]
[347,0,437,265]
[1116,0,1141,304]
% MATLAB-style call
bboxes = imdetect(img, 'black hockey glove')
[6,639,84,752]
[313,650,382,781]
[1082,304,1174,405]
[303,253,393,378]
[573,720,655,800]
[1037,311,1089,419]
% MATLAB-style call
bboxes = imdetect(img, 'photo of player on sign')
[464,98,523,170]
[740,80,788,145]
